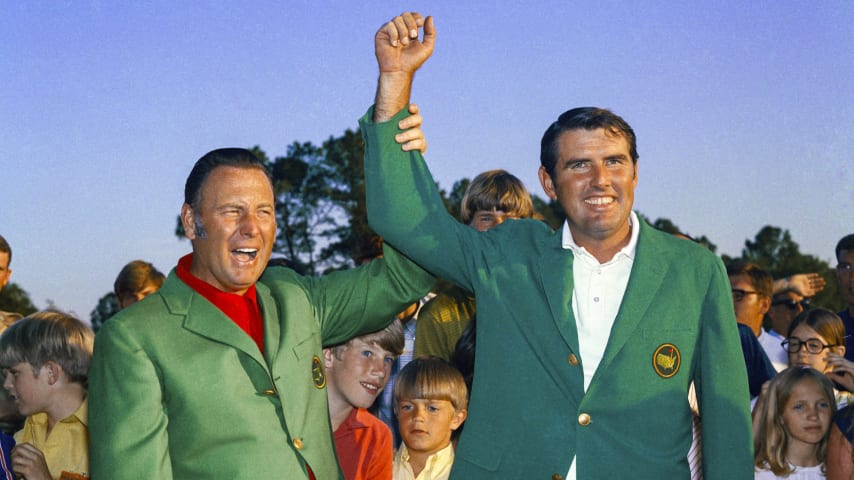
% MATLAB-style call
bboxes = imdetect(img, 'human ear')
[758,295,771,315]
[180,204,198,240]
[449,408,468,431]
[44,361,62,386]
[538,166,558,201]
[322,348,336,370]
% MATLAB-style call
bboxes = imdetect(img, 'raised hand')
[373,12,435,122]
[375,12,435,76]
[827,352,854,392]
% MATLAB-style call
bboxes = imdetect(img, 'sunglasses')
[771,298,810,310]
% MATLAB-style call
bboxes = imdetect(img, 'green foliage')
[647,216,718,253]
[90,292,119,333]
[163,127,841,319]
[724,225,840,311]
[0,283,37,316]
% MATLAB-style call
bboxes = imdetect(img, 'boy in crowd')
[113,260,166,310]
[324,321,404,480]
[0,310,93,479]
[393,357,467,480]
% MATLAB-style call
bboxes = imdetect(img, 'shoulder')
[100,277,184,336]
[636,220,724,279]
[354,408,391,434]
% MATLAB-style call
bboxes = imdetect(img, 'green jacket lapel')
[594,220,669,382]
[161,276,269,369]
[539,233,580,355]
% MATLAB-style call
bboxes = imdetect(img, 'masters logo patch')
[312,355,326,389]
[652,343,681,378]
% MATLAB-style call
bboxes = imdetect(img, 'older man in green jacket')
[89,148,433,479]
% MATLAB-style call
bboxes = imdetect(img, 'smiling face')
[396,397,466,458]
[539,128,637,255]
[324,339,395,410]
[781,378,833,450]
[181,166,276,295]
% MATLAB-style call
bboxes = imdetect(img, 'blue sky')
[1,1,851,320]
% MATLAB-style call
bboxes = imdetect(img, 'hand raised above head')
[375,12,435,76]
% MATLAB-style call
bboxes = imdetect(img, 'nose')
[412,404,426,421]
[370,357,388,379]
[239,213,261,237]
[590,163,611,188]
[2,372,12,392]
[805,405,819,420]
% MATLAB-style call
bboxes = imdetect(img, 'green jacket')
[361,107,753,480]
[89,245,433,479]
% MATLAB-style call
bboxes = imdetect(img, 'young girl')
[784,308,852,407]
[754,366,836,479]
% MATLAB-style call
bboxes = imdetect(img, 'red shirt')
[175,254,265,354]
[175,255,316,479]
[334,408,394,480]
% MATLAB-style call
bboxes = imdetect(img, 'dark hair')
[540,107,638,178]
[184,148,273,210]
[0,234,10,265]
[352,233,384,266]
[114,260,166,299]
[727,262,774,298]
[787,307,846,349]
[450,316,476,395]
[837,234,854,261]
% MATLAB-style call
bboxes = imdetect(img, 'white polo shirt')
[562,210,639,480]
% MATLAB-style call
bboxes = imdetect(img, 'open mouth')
[360,382,380,392]
[585,197,614,206]
[233,248,258,262]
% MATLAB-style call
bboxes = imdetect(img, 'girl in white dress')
[754,367,836,479]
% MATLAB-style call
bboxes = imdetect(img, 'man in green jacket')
[362,12,753,479]
[89,148,434,479]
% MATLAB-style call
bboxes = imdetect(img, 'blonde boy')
[392,357,467,480]
[324,320,404,480]
[0,311,93,480]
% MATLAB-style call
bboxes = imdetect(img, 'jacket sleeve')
[89,318,173,480]
[363,106,487,287]
[697,258,755,479]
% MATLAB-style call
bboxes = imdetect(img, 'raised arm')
[373,12,435,122]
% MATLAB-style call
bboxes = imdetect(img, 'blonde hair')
[331,320,404,359]
[393,356,468,413]
[754,366,835,475]
[0,310,94,386]
[459,169,535,225]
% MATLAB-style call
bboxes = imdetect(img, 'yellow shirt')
[14,398,89,479]
[393,443,454,480]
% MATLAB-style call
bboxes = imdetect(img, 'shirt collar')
[175,253,258,307]
[32,396,88,427]
[398,442,454,464]
[561,210,640,264]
